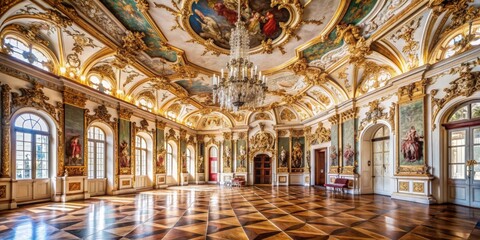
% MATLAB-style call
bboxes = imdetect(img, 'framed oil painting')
[64,104,84,167]
[342,119,355,167]
[236,139,247,172]
[329,124,339,173]
[278,137,289,170]
[119,119,131,172]
[397,99,425,174]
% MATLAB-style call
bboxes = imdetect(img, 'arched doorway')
[209,146,218,182]
[254,154,271,184]
[360,124,392,195]
[444,101,480,207]
[371,126,391,195]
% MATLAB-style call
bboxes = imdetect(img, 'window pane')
[16,132,32,180]
[472,103,480,119]
[449,146,466,163]
[449,106,469,122]
[450,130,466,146]
[88,141,95,179]
[449,164,465,179]
[474,164,480,181]
[35,135,49,179]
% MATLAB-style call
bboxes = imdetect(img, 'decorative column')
[328,114,340,185]
[179,129,188,186]
[196,135,205,184]
[339,107,359,193]
[1,84,11,178]
[0,84,13,209]
[154,120,167,188]
[303,126,312,186]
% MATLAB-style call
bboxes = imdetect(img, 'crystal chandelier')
[212,1,267,112]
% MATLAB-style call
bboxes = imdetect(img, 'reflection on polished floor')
[0,185,479,240]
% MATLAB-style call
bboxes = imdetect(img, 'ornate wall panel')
[277,137,289,172]
[397,80,429,175]
[118,119,131,175]
[155,124,166,174]
[329,115,340,174]
[291,137,305,172]
[236,139,247,172]
[223,139,232,173]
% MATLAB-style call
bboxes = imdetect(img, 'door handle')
[320,169,324,173]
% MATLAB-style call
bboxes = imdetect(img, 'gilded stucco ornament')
[134,0,149,13]
[334,24,371,66]
[429,0,479,33]
[249,123,274,153]
[64,29,98,55]
[153,0,188,31]
[358,100,395,132]
[288,58,328,86]
[9,23,50,47]
[431,62,480,130]
[254,112,272,121]
[122,31,149,56]
[308,122,331,145]
[63,87,87,108]
[390,17,422,70]
[280,108,296,121]
[16,6,73,28]
[86,105,117,129]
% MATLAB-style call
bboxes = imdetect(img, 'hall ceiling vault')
[1,0,478,129]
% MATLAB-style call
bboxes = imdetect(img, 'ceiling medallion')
[212,1,267,111]
[183,0,303,55]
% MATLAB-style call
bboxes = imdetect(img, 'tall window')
[167,143,174,176]
[135,136,147,176]
[186,148,194,174]
[14,113,50,179]
[87,126,106,179]
[3,36,52,72]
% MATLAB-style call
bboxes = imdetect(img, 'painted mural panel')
[292,137,305,171]
[278,137,289,169]
[156,129,165,173]
[342,119,355,167]
[189,0,290,50]
[223,140,232,171]
[399,99,424,166]
[119,119,131,171]
[330,125,339,168]
[181,139,187,173]
[64,104,84,167]
[198,141,205,173]
[236,139,247,171]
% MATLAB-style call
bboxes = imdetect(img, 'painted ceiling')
[6,0,469,129]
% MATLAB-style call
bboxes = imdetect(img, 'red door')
[209,157,217,181]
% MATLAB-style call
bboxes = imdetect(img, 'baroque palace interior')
[1,0,480,239]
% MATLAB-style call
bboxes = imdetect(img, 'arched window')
[447,102,480,122]
[442,27,480,60]
[87,126,106,179]
[186,148,194,174]
[14,113,50,179]
[3,36,52,72]
[138,97,154,112]
[88,75,113,95]
[135,136,147,176]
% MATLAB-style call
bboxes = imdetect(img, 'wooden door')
[209,157,217,181]
[254,154,271,184]
[315,149,326,186]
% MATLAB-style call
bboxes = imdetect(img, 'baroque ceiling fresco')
[4,0,475,130]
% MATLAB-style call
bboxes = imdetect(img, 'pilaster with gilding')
[1,84,11,177]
